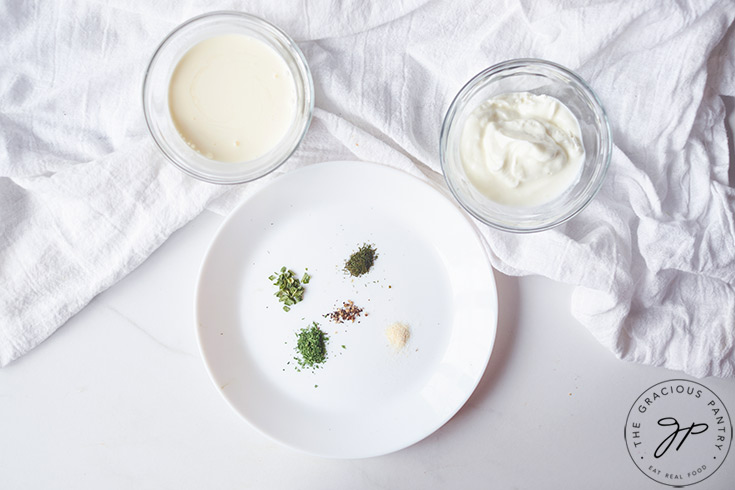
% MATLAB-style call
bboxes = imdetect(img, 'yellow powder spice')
[386,322,410,350]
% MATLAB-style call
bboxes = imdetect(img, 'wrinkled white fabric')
[1,1,733,376]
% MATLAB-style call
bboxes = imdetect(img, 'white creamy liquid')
[459,92,584,207]
[168,34,296,162]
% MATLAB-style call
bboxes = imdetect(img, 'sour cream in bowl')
[440,59,612,233]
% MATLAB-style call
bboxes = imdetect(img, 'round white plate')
[196,161,497,458]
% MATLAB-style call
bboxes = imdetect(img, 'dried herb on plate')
[269,266,310,312]
[295,322,328,369]
[345,243,377,277]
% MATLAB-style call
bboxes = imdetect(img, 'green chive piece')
[269,266,310,312]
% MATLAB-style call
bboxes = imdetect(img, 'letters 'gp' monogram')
[624,379,732,487]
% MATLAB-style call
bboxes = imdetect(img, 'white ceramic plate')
[196,161,497,458]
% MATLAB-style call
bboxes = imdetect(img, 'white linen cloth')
[1,0,733,376]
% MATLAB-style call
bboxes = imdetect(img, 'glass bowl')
[143,11,313,184]
[440,59,612,233]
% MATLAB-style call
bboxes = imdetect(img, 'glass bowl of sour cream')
[440,59,612,232]
[143,11,313,184]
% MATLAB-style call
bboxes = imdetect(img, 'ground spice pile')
[386,322,410,350]
[294,322,328,370]
[325,300,365,324]
[344,244,377,277]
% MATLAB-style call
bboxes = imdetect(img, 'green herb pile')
[269,266,311,312]
[345,244,377,277]
[294,322,328,370]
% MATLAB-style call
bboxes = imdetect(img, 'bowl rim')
[439,58,612,233]
[142,10,314,185]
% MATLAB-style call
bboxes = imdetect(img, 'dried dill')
[269,266,310,312]
[294,322,328,369]
[345,243,377,277]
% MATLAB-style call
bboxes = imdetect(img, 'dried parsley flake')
[295,322,328,369]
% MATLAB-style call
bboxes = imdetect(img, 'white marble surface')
[1,205,733,489]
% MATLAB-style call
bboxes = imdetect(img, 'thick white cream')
[460,92,584,207]
[168,34,296,163]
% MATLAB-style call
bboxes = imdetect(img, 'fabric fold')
[1,0,733,376]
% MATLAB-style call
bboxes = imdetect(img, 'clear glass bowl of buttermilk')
[440,59,612,232]
[143,11,313,184]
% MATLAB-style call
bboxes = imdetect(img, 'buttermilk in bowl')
[168,34,297,163]
[459,92,584,207]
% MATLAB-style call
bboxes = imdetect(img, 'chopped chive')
[269,266,309,312]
